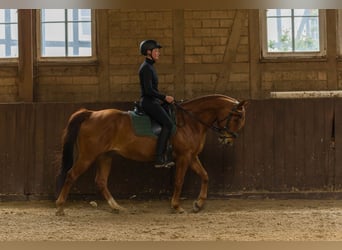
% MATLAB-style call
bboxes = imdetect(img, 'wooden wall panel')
[0,105,24,195]
[334,99,342,189]
[272,100,286,190]
[0,104,34,197]
[258,99,274,191]
[0,99,342,200]
[325,99,336,189]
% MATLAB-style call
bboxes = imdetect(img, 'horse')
[55,94,248,215]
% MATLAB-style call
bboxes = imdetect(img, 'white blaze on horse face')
[218,106,246,145]
[229,106,246,133]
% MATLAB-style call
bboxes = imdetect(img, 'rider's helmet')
[139,40,162,56]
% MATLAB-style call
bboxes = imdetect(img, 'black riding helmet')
[139,40,162,56]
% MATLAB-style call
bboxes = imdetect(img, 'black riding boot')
[154,127,175,168]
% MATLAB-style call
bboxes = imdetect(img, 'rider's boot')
[154,127,175,168]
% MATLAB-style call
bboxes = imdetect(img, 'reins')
[173,101,240,138]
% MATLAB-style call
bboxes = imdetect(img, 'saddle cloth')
[128,102,176,138]
[128,110,161,137]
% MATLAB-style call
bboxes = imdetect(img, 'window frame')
[36,9,97,63]
[0,9,18,62]
[260,9,327,60]
[337,9,342,59]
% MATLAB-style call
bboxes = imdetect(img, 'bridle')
[173,102,243,140]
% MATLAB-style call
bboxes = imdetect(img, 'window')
[338,9,342,57]
[0,9,18,58]
[39,9,93,58]
[261,9,326,58]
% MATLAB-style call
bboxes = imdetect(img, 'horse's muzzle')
[218,135,234,145]
[218,130,239,145]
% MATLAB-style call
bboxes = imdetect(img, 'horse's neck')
[180,97,231,125]
[193,105,217,124]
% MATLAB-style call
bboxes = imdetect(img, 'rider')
[138,39,175,168]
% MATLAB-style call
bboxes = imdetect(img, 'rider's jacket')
[139,58,166,102]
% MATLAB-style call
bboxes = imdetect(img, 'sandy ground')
[1,198,342,241]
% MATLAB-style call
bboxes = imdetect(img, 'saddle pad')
[128,111,158,137]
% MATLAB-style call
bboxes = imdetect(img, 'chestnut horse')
[55,94,248,215]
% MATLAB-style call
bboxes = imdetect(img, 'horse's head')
[216,100,249,145]
[175,95,248,145]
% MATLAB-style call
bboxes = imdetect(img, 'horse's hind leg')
[189,156,208,213]
[95,154,126,212]
[56,159,91,216]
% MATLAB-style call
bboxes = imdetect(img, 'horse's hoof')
[55,209,65,216]
[171,206,186,214]
[111,206,127,214]
[192,200,203,213]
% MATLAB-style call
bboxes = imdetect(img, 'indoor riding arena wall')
[1,98,342,201]
[2,9,342,201]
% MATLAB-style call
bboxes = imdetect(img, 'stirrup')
[154,159,175,168]
[164,161,175,168]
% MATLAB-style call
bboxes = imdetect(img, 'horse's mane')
[178,94,239,108]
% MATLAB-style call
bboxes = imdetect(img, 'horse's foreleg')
[189,156,208,213]
[95,155,126,213]
[55,159,91,216]
[171,155,190,213]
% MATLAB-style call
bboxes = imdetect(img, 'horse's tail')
[55,108,92,197]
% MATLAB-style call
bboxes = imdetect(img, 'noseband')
[174,103,242,139]
[213,105,242,139]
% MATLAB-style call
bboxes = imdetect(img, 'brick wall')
[183,10,249,99]
[107,10,174,101]
[36,65,99,102]
[0,10,341,102]
[35,9,251,102]
[262,71,328,92]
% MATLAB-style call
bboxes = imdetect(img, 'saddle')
[128,101,176,137]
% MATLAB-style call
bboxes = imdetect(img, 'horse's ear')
[237,100,250,110]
